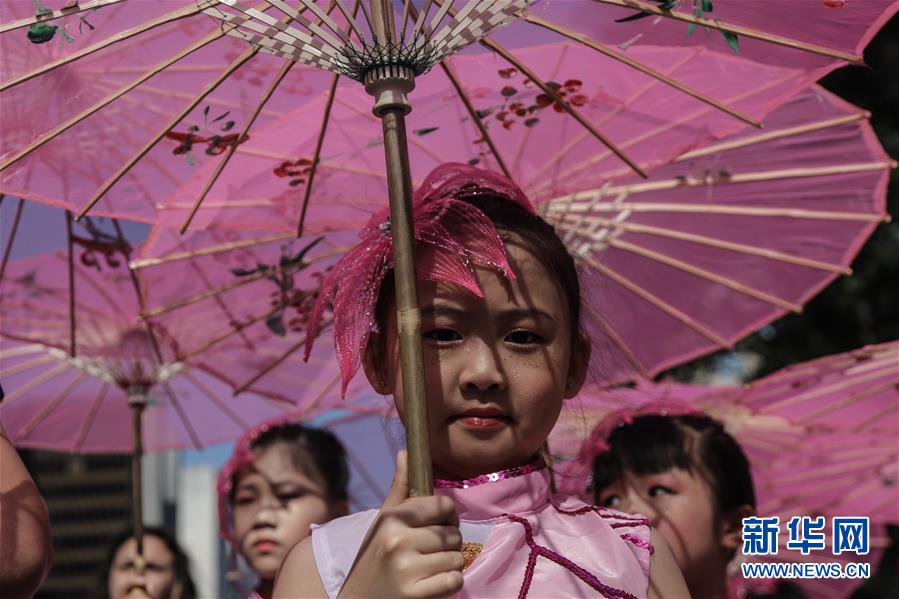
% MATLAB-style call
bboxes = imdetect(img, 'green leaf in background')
[413,127,439,136]
[701,0,713,12]
[721,30,741,53]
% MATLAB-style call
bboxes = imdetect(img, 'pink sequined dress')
[311,459,652,598]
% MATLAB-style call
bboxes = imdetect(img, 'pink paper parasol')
[0,215,328,571]
[139,84,891,392]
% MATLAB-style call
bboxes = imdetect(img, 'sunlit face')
[369,241,587,480]
[597,467,725,592]
[107,535,176,599]
[231,442,333,581]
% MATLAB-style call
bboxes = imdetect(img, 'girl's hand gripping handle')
[339,451,465,599]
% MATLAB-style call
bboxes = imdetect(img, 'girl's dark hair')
[98,526,197,599]
[375,193,582,344]
[235,423,350,504]
[591,414,756,517]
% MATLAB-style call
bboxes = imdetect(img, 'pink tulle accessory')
[216,415,295,544]
[558,400,704,496]
[304,163,535,395]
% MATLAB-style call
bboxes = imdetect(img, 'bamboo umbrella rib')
[298,372,341,415]
[187,259,257,352]
[0,27,233,174]
[180,306,281,361]
[0,354,57,378]
[676,113,869,161]
[298,73,341,237]
[0,198,24,282]
[589,0,860,62]
[15,372,90,442]
[477,37,646,178]
[286,0,348,49]
[140,245,350,318]
[73,382,112,453]
[534,72,809,190]
[332,0,367,43]
[524,14,760,127]
[161,382,203,450]
[604,238,803,312]
[765,455,889,485]
[578,253,731,348]
[428,0,643,176]
[411,0,436,39]
[0,362,71,407]
[561,215,851,274]
[129,234,295,269]
[762,364,897,411]
[0,343,46,359]
[583,302,651,379]
[547,201,887,223]
[549,162,894,205]
[438,61,511,178]
[234,335,310,395]
[210,0,340,57]
[799,380,898,424]
[182,370,251,430]
[0,0,127,33]
[853,401,899,433]
[0,3,205,92]
[75,45,259,221]
[526,49,698,189]
[180,60,296,233]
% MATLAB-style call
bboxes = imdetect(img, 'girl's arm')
[273,535,329,598]
[647,529,691,599]
[0,420,53,598]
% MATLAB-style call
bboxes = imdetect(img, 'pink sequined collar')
[434,458,550,521]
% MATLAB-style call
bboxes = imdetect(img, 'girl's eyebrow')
[421,305,467,318]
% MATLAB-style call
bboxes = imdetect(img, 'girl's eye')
[234,495,256,506]
[600,494,621,508]
[506,330,543,345]
[425,328,462,343]
[278,491,303,503]
[648,485,674,498]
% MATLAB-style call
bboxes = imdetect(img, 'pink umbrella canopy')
[553,372,898,599]
[131,225,390,414]
[0,0,341,223]
[0,218,313,452]
[3,2,895,227]
[537,0,899,71]
[0,337,289,453]
[737,339,899,435]
[141,84,891,390]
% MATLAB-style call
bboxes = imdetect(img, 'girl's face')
[107,535,176,599]
[597,467,727,591]
[231,442,334,581]
[368,241,588,480]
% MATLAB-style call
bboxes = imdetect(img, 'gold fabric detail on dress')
[461,542,483,571]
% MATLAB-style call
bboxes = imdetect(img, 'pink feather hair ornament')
[304,163,535,396]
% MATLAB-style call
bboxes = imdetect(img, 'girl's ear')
[363,332,390,394]
[721,504,755,552]
[564,332,591,399]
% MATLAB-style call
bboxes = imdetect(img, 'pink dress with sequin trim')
[311,460,652,598]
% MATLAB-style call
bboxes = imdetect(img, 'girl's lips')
[253,540,279,553]
[454,411,511,429]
